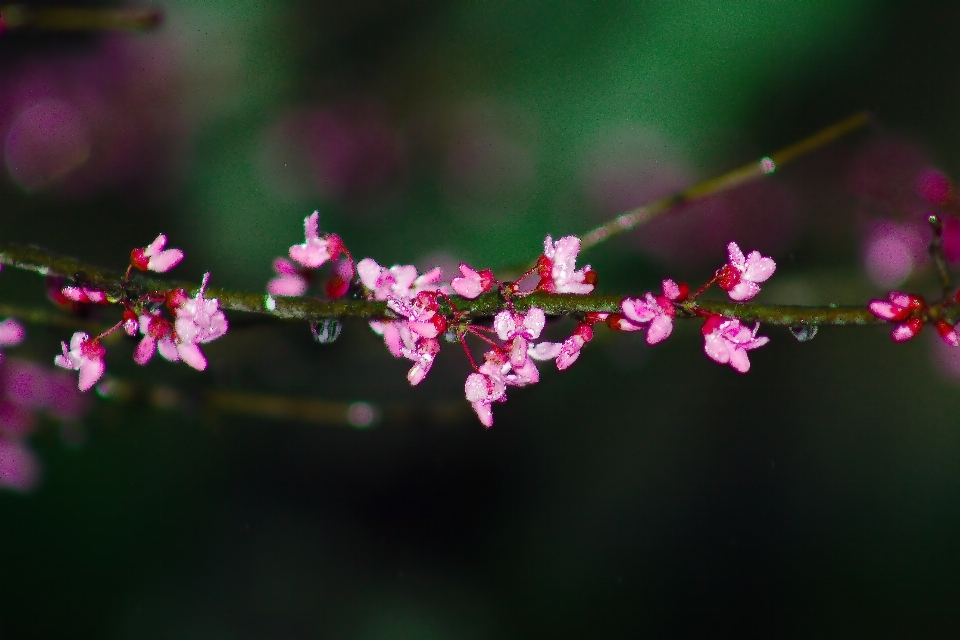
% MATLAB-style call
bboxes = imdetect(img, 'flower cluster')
[610,242,776,373]
[54,235,228,391]
[868,290,960,346]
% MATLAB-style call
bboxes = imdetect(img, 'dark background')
[3,1,960,637]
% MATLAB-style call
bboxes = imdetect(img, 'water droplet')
[789,324,818,342]
[311,319,342,344]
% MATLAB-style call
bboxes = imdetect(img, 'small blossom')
[54,331,106,391]
[131,234,184,273]
[614,280,684,345]
[60,286,108,304]
[538,235,596,294]
[868,291,927,343]
[451,263,495,299]
[716,242,776,302]
[464,356,508,428]
[530,323,594,371]
[167,274,229,371]
[133,314,175,366]
[358,258,444,301]
[267,257,309,297]
[401,337,440,386]
[387,291,447,339]
[701,316,769,373]
[494,307,546,369]
[288,211,344,268]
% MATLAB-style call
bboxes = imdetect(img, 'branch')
[0,242,883,327]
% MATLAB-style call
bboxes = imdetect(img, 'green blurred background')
[4,1,960,636]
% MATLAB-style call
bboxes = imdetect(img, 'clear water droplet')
[789,324,818,342]
[311,319,342,344]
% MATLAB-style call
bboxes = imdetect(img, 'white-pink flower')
[464,357,508,427]
[451,263,495,299]
[539,235,596,294]
[701,316,769,373]
[528,323,593,371]
[131,234,184,273]
[387,291,446,340]
[289,211,344,268]
[400,336,441,386]
[267,257,308,297]
[358,258,444,301]
[717,242,776,302]
[160,273,229,371]
[494,307,546,369]
[54,331,106,391]
[616,279,685,345]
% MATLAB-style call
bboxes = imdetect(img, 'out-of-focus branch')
[0,5,162,32]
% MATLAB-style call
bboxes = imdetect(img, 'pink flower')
[401,337,440,386]
[288,211,344,268]
[60,286,108,304]
[464,357,508,427]
[130,234,184,273]
[451,263,494,299]
[168,273,229,371]
[387,291,447,340]
[935,320,959,348]
[358,258,444,301]
[54,331,106,391]
[614,279,685,345]
[494,307,546,369]
[267,257,309,297]
[716,242,776,302]
[868,291,926,343]
[538,235,596,294]
[701,316,769,373]
[133,314,176,366]
[529,323,594,371]
[0,318,25,349]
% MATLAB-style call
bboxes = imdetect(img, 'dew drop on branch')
[789,324,818,342]
[311,319,342,344]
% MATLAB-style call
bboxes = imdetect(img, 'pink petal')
[868,300,899,320]
[703,333,730,364]
[493,311,517,341]
[134,337,156,365]
[728,280,761,302]
[77,358,105,392]
[522,308,546,339]
[661,279,681,300]
[273,257,299,275]
[646,315,674,345]
[304,211,320,241]
[742,252,776,282]
[892,323,920,343]
[289,241,330,269]
[148,249,184,273]
[0,319,25,346]
[267,273,308,296]
[177,343,207,371]
[145,234,167,255]
[529,342,563,360]
[471,401,494,427]
[889,292,913,308]
[621,296,657,323]
[727,242,746,270]
[357,258,384,290]
[729,348,751,373]
[157,336,180,361]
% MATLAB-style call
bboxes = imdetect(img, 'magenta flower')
[539,235,596,294]
[387,291,447,340]
[701,316,769,373]
[868,291,926,343]
[716,242,776,302]
[617,279,685,345]
[289,211,344,268]
[451,263,494,299]
[464,358,508,428]
[400,336,441,386]
[267,257,309,297]
[54,331,106,391]
[133,314,176,366]
[130,234,184,273]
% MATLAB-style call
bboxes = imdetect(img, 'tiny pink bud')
[130,248,150,271]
